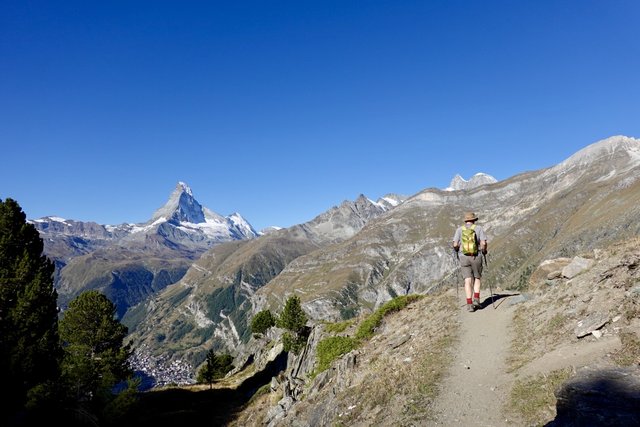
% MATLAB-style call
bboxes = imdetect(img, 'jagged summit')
[151,182,206,224]
[142,182,258,242]
[444,173,497,191]
[366,193,406,210]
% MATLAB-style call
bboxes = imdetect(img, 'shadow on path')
[468,292,520,310]
[479,292,520,310]
[544,367,640,426]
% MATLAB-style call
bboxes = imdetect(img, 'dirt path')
[430,294,519,426]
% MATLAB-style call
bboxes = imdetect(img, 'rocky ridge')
[444,172,498,191]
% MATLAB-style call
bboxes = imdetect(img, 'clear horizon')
[2,1,639,231]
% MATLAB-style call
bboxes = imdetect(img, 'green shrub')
[324,320,353,334]
[315,336,358,373]
[251,309,276,335]
[355,294,422,340]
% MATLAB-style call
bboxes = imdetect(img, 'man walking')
[453,212,488,312]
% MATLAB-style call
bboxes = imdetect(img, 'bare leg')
[465,277,473,299]
[474,278,481,294]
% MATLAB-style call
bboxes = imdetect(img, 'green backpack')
[461,224,478,255]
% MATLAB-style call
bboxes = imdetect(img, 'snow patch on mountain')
[380,196,401,207]
[370,194,407,210]
[228,212,258,238]
[129,217,167,234]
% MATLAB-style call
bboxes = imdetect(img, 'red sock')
[466,298,472,305]
[473,292,480,299]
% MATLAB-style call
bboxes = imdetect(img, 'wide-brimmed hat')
[464,212,478,222]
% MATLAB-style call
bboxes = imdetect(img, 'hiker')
[453,212,488,312]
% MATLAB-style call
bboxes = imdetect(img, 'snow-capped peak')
[177,181,193,197]
[227,212,259,238]
[145,182,258,241]
[371,194,406,210]
[151,182,205,224]
[30,216,69,224]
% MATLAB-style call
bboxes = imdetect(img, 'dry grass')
[400,333,457,424]
[506,307,535,372]
[612,331,640,367]
[508,367,573,426]
[336,295,459,426]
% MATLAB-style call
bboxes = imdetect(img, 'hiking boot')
[467,304,476,312]
[473,298,481,309]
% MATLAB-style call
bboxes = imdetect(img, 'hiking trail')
[430,294,519,426]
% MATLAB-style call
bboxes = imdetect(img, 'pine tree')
[58,290,134,420]
[277,295,308,334]
[197,349,234,389]
[0,198,61,420]
[277,295,309,354]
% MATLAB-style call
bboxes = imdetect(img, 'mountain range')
[123,135,640,386]
[30,182,258,317]
[29,135,640,394]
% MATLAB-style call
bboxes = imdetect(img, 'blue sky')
[2,1,639,231]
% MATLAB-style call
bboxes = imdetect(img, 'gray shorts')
[460,254,483,279]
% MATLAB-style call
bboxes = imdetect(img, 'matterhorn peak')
[151,181,205,224]
[177,181,193,197]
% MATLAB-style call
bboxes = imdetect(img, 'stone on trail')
[574,311,609,338]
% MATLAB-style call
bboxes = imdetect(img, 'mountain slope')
[123,232,640,426]
[254,135,640,321]
[127,194,398,378]
[228,233,640,426]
